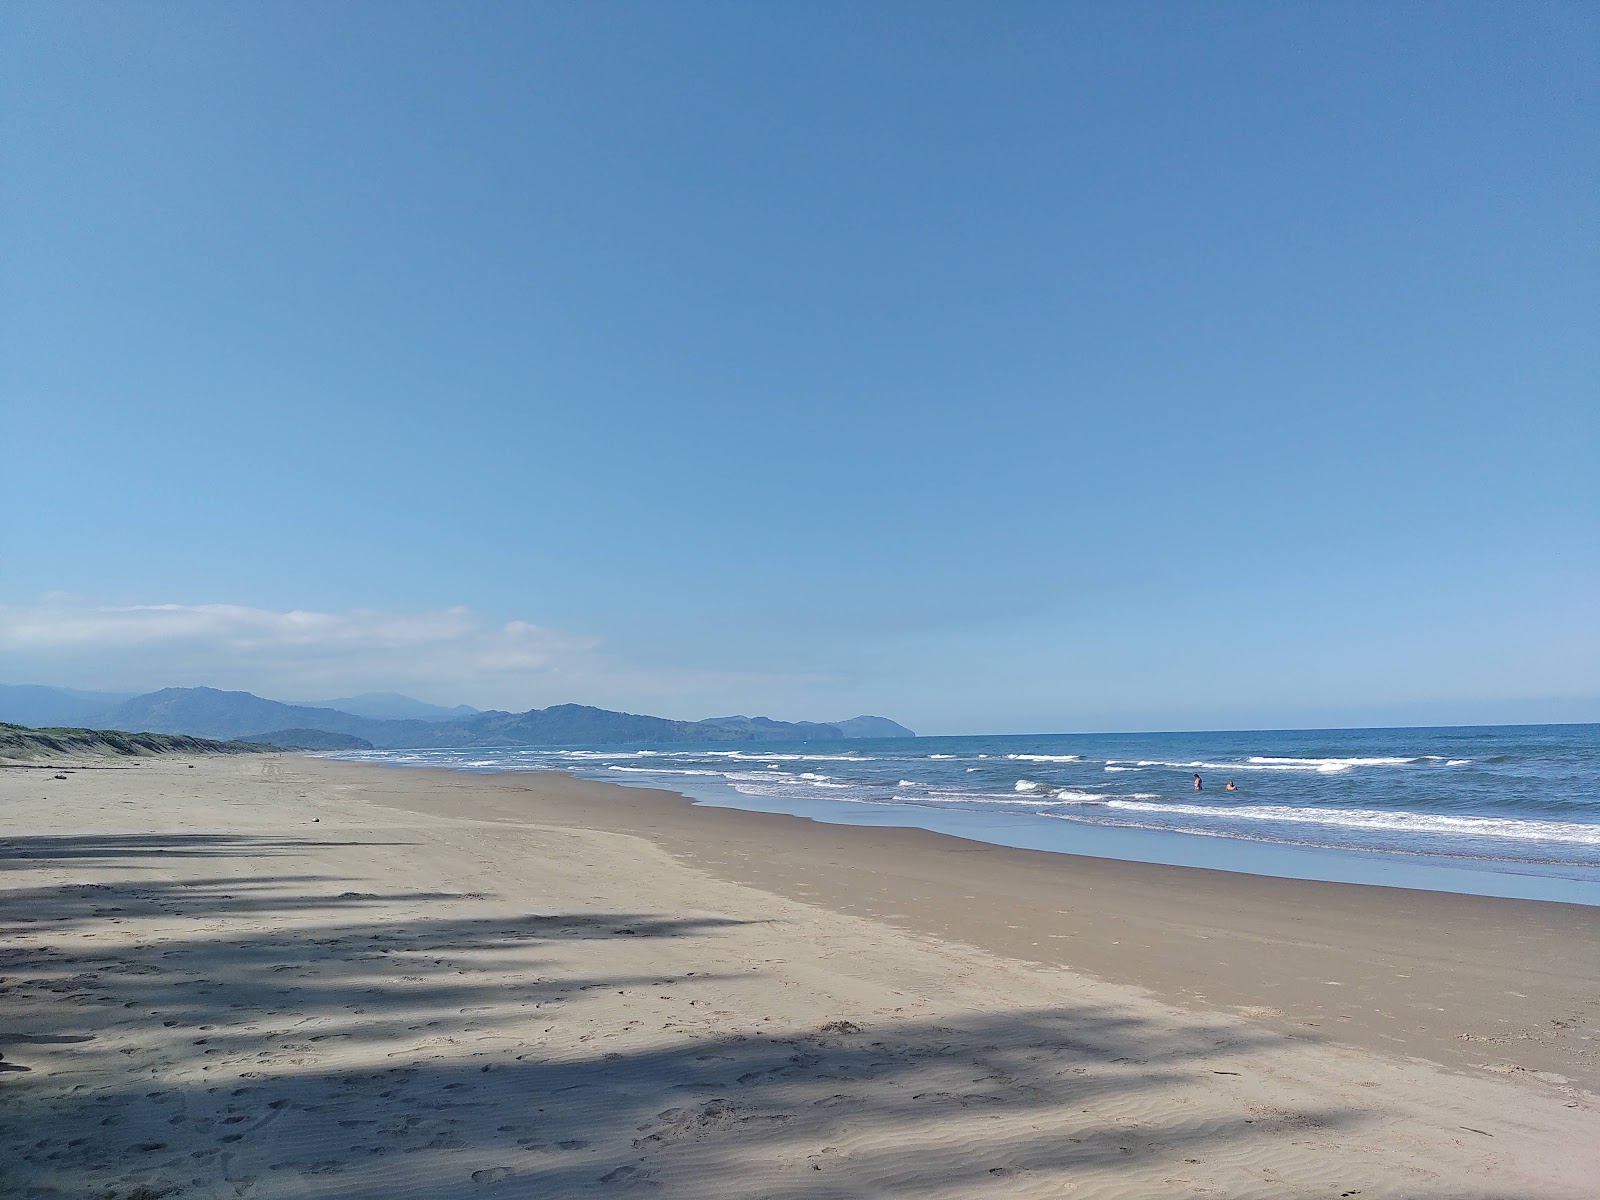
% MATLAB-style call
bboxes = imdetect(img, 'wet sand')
[1,754,1596,1198]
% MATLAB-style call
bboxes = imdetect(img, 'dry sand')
[1,754,1596,1199]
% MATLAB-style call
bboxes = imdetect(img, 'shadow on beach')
[0,832,1534,1199]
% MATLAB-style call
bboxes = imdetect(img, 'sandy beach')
[2,754,1596,1199]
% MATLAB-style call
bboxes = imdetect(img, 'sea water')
[327,724,1600,906]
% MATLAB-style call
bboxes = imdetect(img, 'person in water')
[1225,780,1238,792]
[1193,773,1203,791]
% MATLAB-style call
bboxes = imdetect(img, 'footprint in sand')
[598,1164,655,1184]
[471,1167,514,1184]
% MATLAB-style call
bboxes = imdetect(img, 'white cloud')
[0,598,842,717]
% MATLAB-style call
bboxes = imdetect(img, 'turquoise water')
[329,723,1600,905]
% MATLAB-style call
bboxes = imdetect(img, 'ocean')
[327,723,1600,906]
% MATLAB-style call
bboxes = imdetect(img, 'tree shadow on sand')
[0,833,1533,1199]
[0,832,419,871]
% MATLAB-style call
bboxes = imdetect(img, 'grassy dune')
[0,721,270,761]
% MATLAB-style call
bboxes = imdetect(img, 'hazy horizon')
[3,676,1596,740]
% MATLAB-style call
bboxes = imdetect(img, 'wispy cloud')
[0,598,837,715]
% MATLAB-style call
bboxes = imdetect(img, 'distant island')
[0,684,914,749]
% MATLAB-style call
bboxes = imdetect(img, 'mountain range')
[0,684,913,748]
[0,683,138,728]
[289,692,482,721]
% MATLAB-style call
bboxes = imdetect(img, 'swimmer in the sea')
[1193,773,1203,791]
[1225,781,1237,792]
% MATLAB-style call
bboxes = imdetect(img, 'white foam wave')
[557,749,662,760]
[1102,756,1458,775]
[722,769,797,783]
[927,754,957,759]
[1102,800,1600,846]
[1245,756,1438,773]
[702,751,871,762]
[1006,753,1083,762]
[895,792,1059,807]
[1014,779,1045,793]
[606,766,721,776]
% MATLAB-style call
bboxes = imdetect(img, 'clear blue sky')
[3,2,1596,733]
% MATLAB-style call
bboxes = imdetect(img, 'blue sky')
[3,2,1596,733]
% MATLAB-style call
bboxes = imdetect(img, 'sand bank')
[1,755,1595,1198]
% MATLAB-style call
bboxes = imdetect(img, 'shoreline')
[570,765,1600,906]
[321,722,1600,908]
[333,758,1600,1095]
[3,753,1596,1197]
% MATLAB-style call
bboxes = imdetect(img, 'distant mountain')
[829,715,915,739]
[0,684,136,728]
[697,715,847,740]
[82,687,914,749]
[294,692,480,721]
[458,704,749,746]
[92,687,434,743]
[243,728,376,751]
[690,714,917,740]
